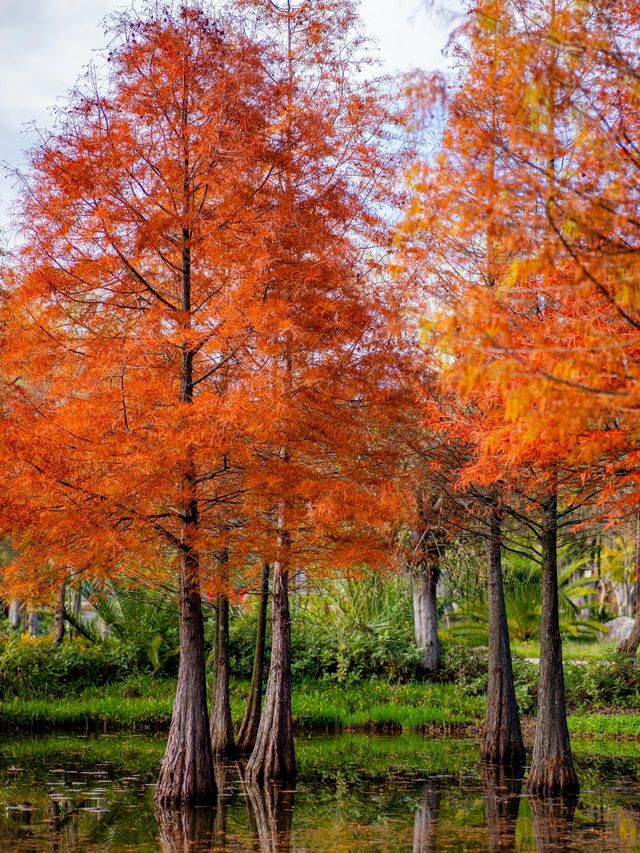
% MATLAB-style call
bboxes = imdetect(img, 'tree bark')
[527,486,579,796]
[482,764,523,852]
[155,555,215,806]
[245,559,296,783]
[618,609,640,657]
[411,543,440,673]
[54,583,66,645]
[237,563,270,754]
[481,501,525,766]
[210,589,235,756]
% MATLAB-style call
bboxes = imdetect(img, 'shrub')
[565,657,640,710]
[0,637,136,699]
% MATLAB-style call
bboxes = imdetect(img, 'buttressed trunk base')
[527,489,579,797]
[155,560,215,806]
[245,561,295,782]
[481,502,525,766]
[210,591,235,756]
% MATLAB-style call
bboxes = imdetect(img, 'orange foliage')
[0,1,414,604]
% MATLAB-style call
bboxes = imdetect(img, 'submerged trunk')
[237,564,270,754]
[481,501,525,766]
[482,764,523,852]
[528,487,579,796]
[210,588,235,757]
[411,546,440,673]
[54,583,66,645]
[245,559,295,783]
[155,550,215,806]
[618,609,640,658]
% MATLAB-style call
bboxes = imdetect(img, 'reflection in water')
[529,793,578,852]
[243,776,295,852]
[155,762,238,852]
[1,734,640,851]
[412,778,439,853]
[156,805,218,853]
[482,764,523,851]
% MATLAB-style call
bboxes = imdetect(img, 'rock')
[600,616,636,643]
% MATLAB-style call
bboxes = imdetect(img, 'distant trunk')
[245,559,295,783]
[412,779,439,853]
[155,550,215,805]
[28,611,39,638]
[8,600,23,630]
[237,564,270,754]
[210,589,235,757]
[618,610,640,658]
[54,584,66,645]
[411,541,440,673]
[481,502,525,766]
[527,487,579,796]
[482,764,523,852]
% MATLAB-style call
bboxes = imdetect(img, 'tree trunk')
[412,779,439,853]
[237,563,270,754]
[411,551,440,673]
[527,487,579,796]
[28,611,39,638]
[155,552,215,806]
[210,590,235,757]
[482,764,523,852]
[245,560,295,783]
[8,599,23,630]
[481,501,525,766]
[618,609,640,657]
[54,583,66,645]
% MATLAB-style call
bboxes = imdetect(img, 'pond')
[0,733,638,851]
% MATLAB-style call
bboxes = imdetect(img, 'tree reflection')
[155,805,217,853]
[482,764,523,851]
[413,778,440,853]
[529,793,577,852]
[243,778,295,852]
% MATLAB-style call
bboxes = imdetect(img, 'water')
[0,733,638,851]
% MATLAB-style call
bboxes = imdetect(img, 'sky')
[0,0,458,232]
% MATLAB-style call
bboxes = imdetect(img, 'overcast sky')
[0,0,457,232]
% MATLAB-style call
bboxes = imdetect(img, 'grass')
[568,713,640,738]
[513,639,615,661]
[2,674,640,739]
[0,677,486,734]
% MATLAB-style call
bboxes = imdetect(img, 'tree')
[1,2,274,805]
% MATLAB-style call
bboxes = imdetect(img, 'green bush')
[0,637,136,699]
[565,657,640,710]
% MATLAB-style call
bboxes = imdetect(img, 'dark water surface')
[0,733,638,851]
